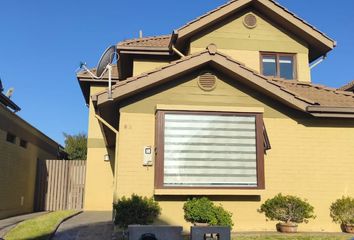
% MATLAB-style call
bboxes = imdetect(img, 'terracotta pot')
[342,224,354,233]
[276,223,298,233]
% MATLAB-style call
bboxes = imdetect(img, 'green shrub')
[183,197,233,227]
[330,196,354,225]
[258,193,315,224]
[113,194,161,229]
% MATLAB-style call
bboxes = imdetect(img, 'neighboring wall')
[115,72,354,232]
[84,86,115,210]
[0,105,59,219]
[190,11,311,82]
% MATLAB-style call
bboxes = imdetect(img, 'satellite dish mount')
[80,45,118,100]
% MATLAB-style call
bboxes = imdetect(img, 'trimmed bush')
[183,197,233,227]
[258,193,315,224]
[113,194,161,229]
[330,196,354,225]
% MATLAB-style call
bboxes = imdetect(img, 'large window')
[155,111,265,189]
[261,53,296,80]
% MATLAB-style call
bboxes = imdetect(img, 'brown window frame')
[155,110,265,190]
[260,52,297,80]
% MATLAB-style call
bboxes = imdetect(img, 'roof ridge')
[338,80,354,91]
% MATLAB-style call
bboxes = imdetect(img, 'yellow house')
[77,0,354,232]
[0,86,64,219]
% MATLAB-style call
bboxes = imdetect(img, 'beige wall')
[114,73,354,232]
[0,106,58,219]
[133,60,170,77]
[190,11,311,82]
[84,86,115,210]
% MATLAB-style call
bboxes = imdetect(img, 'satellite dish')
[96,45,117,77]
[6,88,14,98]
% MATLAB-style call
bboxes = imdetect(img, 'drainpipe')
[310,55,327,70]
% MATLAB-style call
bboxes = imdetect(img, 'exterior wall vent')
[243,13,257,29]
[198,72,217,91]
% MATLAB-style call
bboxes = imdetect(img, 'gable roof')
[338,80,354,92]
[93,45,354,118]
[0,92,21,112]
[117,0,335,62]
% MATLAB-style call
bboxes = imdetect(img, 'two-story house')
[77,0,354,232]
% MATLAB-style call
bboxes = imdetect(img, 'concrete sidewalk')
[52,211,114,240]
[0,212,47,238]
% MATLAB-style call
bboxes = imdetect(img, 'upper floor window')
[261,53,296,80]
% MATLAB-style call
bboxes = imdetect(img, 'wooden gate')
[34,159,86,211]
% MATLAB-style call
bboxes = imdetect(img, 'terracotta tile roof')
[177,0,334,42]
[94,47,354,114]
[77,64,119,80]
[270,80,354,108]
[338,80,354,91]
[117,35,172,48]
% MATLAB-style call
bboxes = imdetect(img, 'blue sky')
[1,0,353,145]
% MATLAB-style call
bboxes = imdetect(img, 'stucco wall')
[84,86,115,210]
[0,106,58,219]
[115,73,354,232]
[190,11,311,82]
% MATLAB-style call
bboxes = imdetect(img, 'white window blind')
[163,113,258,187]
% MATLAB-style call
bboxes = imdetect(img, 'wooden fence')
[34,159,86,211]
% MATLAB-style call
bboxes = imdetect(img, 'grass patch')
[4,210,78,240]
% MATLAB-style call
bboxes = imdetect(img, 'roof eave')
[307,106,354,118]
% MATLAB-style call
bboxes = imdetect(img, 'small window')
[261,53,296,80]
[20,139,28,149]
[6,133,16,144]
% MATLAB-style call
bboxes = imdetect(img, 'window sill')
[154,188,265,196]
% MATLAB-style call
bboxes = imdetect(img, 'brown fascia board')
[94,49,310,113]
[307,106,354,114]
[176,0,335,61]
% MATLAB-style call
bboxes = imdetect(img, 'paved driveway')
[52,211,115,240]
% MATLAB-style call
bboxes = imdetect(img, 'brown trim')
[155,110,265,190]
[95,50,310,112]
[260,52,297,80]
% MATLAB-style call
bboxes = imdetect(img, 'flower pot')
[341,224,354,233]
[276,223,298,233]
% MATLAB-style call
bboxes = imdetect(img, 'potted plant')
[113,194,161,234]
[330,196,354,233]
[183,197,233,227]
[258,193,315,233]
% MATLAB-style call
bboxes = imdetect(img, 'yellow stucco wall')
[0,106,58,219]
[133,60,170,76]
[190,11,311,82]
[114,73,354,232]
[84,86,115,210]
